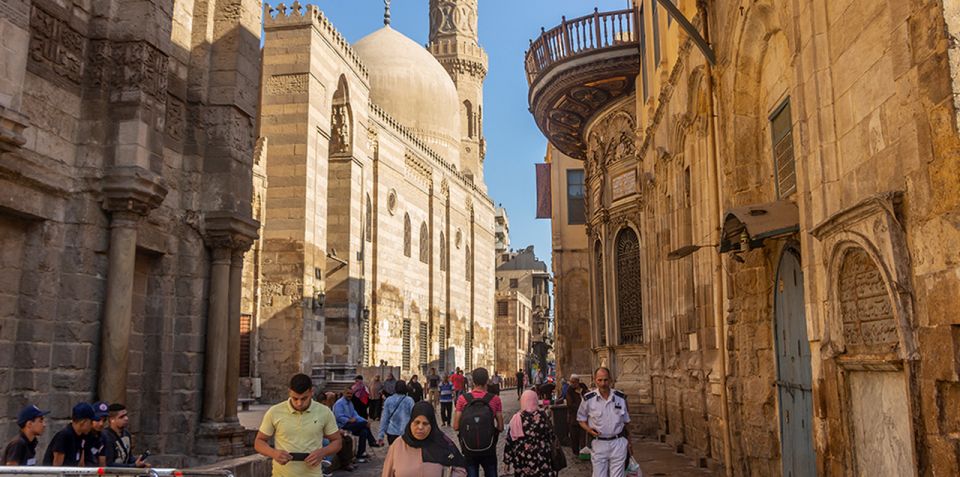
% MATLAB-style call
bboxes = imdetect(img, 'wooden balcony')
[525,8,640,160]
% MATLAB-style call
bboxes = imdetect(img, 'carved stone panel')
[266,73,308,95]
[429,0,477,38]
[28,5,86,90]
[838,248,898,355]
[330,104,352,156]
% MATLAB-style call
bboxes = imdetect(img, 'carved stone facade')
[534,0,960,474]
[251,3,496,401]
[1,0,262,466]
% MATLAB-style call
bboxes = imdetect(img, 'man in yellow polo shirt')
[255,374,342,476]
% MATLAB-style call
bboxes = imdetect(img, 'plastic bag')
[625,456,643,477]
[578,446,592,461]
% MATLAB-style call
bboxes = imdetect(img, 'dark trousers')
[368,399,382,420]
[465,453,498,477]
[342,421,375,456]
[568,413,585,453]
[517,385,523,399]
[351,397,369,419]
[440,401,453,425]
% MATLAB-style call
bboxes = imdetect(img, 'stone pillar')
[203,245,232,422]
[97,167,167,404]
[225,245,250,421]
[97,211,140,403]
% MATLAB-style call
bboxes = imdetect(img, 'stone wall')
[0,0,261,465]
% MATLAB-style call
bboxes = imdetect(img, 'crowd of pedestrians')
[3,401,149,468]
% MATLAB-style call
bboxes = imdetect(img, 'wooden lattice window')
[497,301,509,316]
[616,228,643,344]
[361,314,370,365]
[465,327,473,370]
[403,214,411,257]
[771,99,796,198]
[419,321,429,369]
[419,222,429,264]
[402,319,412,371]
[594,241,607,346]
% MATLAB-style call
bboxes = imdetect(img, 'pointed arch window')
[403,214,412,257]
[365,194,372,242]
[419,222,430,264]
[463,100,475,138]
[594,240,606,346]
[440,232,447,271]
[615,228,642,344]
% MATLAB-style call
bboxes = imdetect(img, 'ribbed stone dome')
[354,26,461,164]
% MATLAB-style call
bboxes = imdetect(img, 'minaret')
[427,0,488,188]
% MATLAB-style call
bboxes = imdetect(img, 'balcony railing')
[525,8,638,85]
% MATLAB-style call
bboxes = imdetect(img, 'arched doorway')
[774,247,816,476]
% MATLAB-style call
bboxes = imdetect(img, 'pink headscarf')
[509,390,540,440]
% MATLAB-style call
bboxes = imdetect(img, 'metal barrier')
[0,467,234,477]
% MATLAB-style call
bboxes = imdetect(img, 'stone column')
[225,245,250,422]
[203,244,232,422]
[97,167,167,404]
[97,210,141,403]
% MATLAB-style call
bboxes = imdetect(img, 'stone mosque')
[247,0,497,401]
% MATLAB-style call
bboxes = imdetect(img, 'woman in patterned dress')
[504,390,559,477]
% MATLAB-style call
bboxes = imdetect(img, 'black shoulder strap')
[481,393,493,405]
[465,393,476,404]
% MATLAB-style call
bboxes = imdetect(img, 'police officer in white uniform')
[577,367,631,477]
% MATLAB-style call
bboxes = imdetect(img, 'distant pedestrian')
[383,373,398,398]
[369,375,384,420]
[381,401,466,477]
[409,375,424,403]
[488,371,502,396]
[505,390,559,477]
[101,403,149,468]
[378,381,415,445]
[451,368,466,399]
[578,367,631,477]
[426,368,441,407]
[3,404,49,466]
[333,388,381,463]
[454,368,503,477]
[84,401,110,467]
[515,369,525,399]
[439,375,454,426]
[351,375,370,419]
[564,375,589,454]
[43,402,95,466]
[255,373,342,477]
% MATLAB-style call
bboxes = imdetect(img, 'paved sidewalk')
[238,389,717,476]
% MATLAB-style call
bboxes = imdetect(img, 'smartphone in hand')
[289,452,310,461]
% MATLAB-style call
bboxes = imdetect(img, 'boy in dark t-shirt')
[3,404,49,466]
[84,402,110,467]
[43,403,95,466]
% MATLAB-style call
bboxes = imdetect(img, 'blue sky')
[301,0,630,268]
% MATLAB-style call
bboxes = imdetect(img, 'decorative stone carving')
[165,95,186,142]
[266,73,308,95]
[387,189,398,215]
[838,248,898,354]
[88,40,169,99]
[405,152,432,183]
[28,5,86,89]
[0,106,30,153]
[429,0,478,39]
[330,104,351,155]
[101,166,169,216]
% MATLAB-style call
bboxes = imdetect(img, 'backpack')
[459,393,497,456]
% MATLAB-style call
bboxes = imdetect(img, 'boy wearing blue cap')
[3,404,50,466]
[84,402,110,467]
[42,402,95,466]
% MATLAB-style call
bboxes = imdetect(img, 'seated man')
[333,389,380,462]
[320,393,355,471]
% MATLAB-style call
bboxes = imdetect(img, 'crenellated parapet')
[263,2,368,80]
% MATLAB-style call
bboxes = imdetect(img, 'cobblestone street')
[239,389,715,477]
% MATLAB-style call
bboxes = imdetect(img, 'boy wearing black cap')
[84,402,110,467]
[43,402,95,466]
[3,404,50,466]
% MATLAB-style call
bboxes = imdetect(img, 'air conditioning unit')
[252,378,262,399]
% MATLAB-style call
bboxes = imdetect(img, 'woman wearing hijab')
[381,401,466,477]
[504,389,559,477]
[408,375,424,403]
[378,381,415,445]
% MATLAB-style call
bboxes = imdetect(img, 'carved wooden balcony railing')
[525,8,640,160]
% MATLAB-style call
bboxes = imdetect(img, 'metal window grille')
[361,315,370,365]
[240,314,252,377]
[438,325,447,374]
[616,228,643,344]
[419,321,428,369]
[465,327,473,370]
[402,319,412,371]
[771,99,796,198]
[497,301,509,316]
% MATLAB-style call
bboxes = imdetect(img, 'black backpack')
[459,393,497,456]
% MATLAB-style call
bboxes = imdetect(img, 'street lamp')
[666,244,717,261]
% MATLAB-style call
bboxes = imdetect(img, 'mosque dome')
[354,26,462,165]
